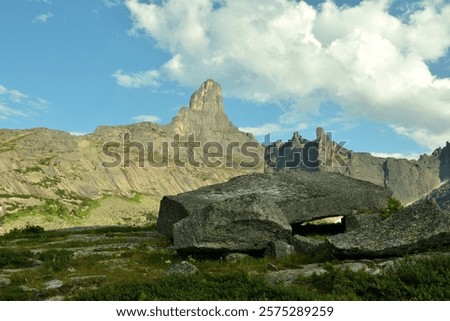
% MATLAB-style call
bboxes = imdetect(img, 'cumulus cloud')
[132,115,161,123]
[113,69,160,88]
[33,12,53,23]
[123,0,450,149]
[0,84,49,120]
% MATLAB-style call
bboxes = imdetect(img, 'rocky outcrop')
[343,213,383,232]
[266,129,449,205]
[173,194,292,253]
[264,241,295,259]
[291,235,328,255]
[157,171,392,252]
[169,79,255,144]
[327,200,450,257]
[420,181,450,213]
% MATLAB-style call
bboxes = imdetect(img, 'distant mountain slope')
[265,129,450,205]
[0,80,263,233]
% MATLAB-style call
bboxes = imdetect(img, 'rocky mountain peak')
[168,79,256,143]
[188,79,224,113]
[316,127,327,141]
[439,141,450,180]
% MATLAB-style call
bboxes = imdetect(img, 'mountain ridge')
[0,80,263,233]
[1,79,449,233]
[266,128,450,204]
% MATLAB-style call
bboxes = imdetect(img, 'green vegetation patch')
[14,166,44,174]
[75,254,450,301]
[380,197,404,220]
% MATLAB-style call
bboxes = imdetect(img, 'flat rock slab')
[158,171,392,239]
[174,194,292,252]
[328,200,450,257]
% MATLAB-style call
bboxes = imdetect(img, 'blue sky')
[1,0,450,158]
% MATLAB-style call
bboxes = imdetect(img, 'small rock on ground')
[225,253,250,263]
[165,261,199,276]
[44,279,64,290]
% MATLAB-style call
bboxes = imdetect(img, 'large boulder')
[173,194,292,253]
[327,200,450,257]
[343,213,383,232]
[157,171,392,239]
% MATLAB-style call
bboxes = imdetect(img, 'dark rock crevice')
[291,219,345,237]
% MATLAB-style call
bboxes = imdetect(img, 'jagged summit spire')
[189,79,224,113]
[168,79,256,142]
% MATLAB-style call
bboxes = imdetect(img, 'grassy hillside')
[0,225,448,301]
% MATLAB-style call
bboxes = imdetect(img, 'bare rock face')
[327,199,450,257]
[438,142,450,180]
[169,79,255,144]
[157,171,392,252]
[422,181,450,213]
[291,235,328,255]
[265,240,295,259]
[344,213,383,232]
[189,79,224,113]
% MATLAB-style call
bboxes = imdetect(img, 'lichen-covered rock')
[344,213,383,232]
[423,181,450,213]
[265,241,295,259]
[291,235,328,255]
[157,171,392,239]
[173,195,292,253]
[328,200,450,257]
[164,261,199,276]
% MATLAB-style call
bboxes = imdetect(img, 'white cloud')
[239,123,283,136]
[370,151,421,160]
[33,12,53,23]
[113,69,160,88]
[132,115,161,123]
[124,0,450,150]
[28,0,52,4]
[0,84,49,120]
[8,90,27,103]
[0,104,28,120]
[69,131,87,136]
[104,0,122,8]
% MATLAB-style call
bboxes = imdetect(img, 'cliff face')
[169,79,255,144]
[0,80,263,233]
[265,128,449,205]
